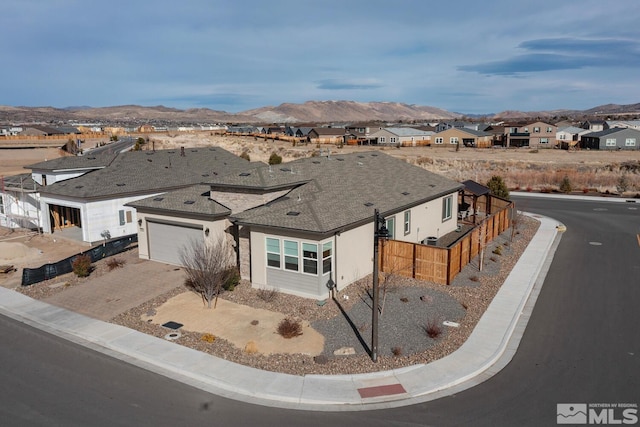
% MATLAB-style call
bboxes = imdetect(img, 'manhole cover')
[162,321,183,330]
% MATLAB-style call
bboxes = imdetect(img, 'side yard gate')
[381,199,513,285]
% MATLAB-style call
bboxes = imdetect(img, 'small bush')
[257,287,279,302]
[492,245,503,255]
[72,254,92,277]
[469,275,480,282]
[223,268,240,291]
[268,152,283,165]
[250,320,259,326]
[559,175,573,193]
[106,257,125,271]
[424,317,442,339]
[239,151,251,161]
[201,333,216,343]
[277,318,303,339]
[400,297,409,303]
[391,346,403,356]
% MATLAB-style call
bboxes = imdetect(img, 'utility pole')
[371,209,388,362]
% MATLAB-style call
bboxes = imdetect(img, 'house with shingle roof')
[580,128,640,150]
[129,151,463,299]
[369,127,432,146]
[22,147,251,243]
[432,127,493,148]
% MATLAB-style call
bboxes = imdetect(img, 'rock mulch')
[109,214,538,376]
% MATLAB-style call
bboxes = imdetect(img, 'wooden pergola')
[458,180,492,224]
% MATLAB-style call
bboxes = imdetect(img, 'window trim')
[403,210,411,235]
[435,137,443,144]
[266,237,281,269]
[442,195,453,221]
[385,216,395,240]
[450,137,458,145]
[302,242,318,275]
[605,138,616,147]
[625,138,636,146]
[322,242,332,275]
[283,240,299,272]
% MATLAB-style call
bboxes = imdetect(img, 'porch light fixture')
[205,228,210,236]
[371,208,389,362]
[137,219,142,226]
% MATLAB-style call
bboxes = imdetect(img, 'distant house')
[432,128,493,148]
[557,126,590,149]
[345,123,384,138]
[20,125,66,137]
[138,124,155,133]
[307,128,348,144]
[581,120,608,132]
[580,128,640,150]
[369,127,432,146]
[504,121,557,148]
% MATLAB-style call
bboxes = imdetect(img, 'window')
[303,243,318,274]
[42,175,47,186]
[524,127,529,133]
[547,127,553,132]
[385,216,395,240]
[540,138,549,144]
[118,210,125,226]
[533,127,540,133]
[450,137,459,145]
[606,138,616,147]
[126,211,132,223]
[322,242,332,275]
[283,240,298,271]
[435,137,443,144]
[442,195,453,221]
[403,210,411,235]
[0,195,4,214]
[379,137,386,144]
[625,138,636,146]
[390,137,396,144]
[266,238,280,268]
[559,134,566,140]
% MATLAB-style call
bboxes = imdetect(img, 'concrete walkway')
[0,212,563,411]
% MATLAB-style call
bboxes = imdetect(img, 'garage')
[147,221,203,265]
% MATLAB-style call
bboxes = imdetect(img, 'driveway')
[43,255,185,321]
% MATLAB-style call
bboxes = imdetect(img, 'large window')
[379,137,386,144]
[450,137,458,145]
[404,210,411,235]
[606,138,616,147]
[266,238,281,268]
[442,195,453,221]
[283,240,299,271]
[303,243,318,274]
[435,137,443,144]
[625,138,636,147]
[322,242,332,275]
[390,137,397,144]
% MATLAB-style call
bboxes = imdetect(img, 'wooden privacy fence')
[380,200,513,285]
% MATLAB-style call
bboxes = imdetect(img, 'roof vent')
[239,172,251,176]
[336,158,344,161]
[153,197,164,201]
[202,173,210,177]
[116,183,126,187]
[184,200,195,205]
[87,157,96,160]
[358,155,365,158]
[286,211,300,216]
[401,191,410,195]
[209,148,216,151]
[371,153,378,157]
[364,202,374,207]
[312,161,321,164]
[147,158,152,162]
[280,167,291,172]
[429,184,436,187]
[75,185,84,189]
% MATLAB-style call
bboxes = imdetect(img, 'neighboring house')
[369,127,432,146]
[0,174,41,229]
[345,123,384,139]
[556,126,590,149]
[307,128,348,144]
[504,121,557,148]
[580,128,640,150]
[581,120,608,132]
[129,151,463,299]
[607,120,640,130]
[20,125,66,137]
[24,147,251,244]
[432,128,493,148]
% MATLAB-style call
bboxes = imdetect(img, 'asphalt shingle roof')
[230,151,463,235]
[126,185,231,219]
[36,147,251,199]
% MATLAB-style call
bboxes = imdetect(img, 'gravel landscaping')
[106,213,538,376]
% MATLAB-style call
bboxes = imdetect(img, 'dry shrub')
[244,340,258,354]
[277,318,303,339]
[257,287,279,302]
[424,317,442,339]
[72,254,92,277]
[106,257,125,271]
[391,346,403,357]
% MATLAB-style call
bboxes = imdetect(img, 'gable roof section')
[37,147,251,200]
[377,127,432,137]
[583,128,640,138]
[231,152,463,235]
[126,184,231,220]
[27,153,118,172]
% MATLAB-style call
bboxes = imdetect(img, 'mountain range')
[1,101,639,124]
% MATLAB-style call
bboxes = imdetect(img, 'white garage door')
[147,221,203,265]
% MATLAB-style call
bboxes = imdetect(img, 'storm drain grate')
[162,321,183,330]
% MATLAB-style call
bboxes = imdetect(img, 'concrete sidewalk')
[0,213,563,411]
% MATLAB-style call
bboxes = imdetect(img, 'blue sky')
[1,0,639,114]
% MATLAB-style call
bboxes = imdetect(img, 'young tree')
[486,175,510,200]
[179,236,236,309]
